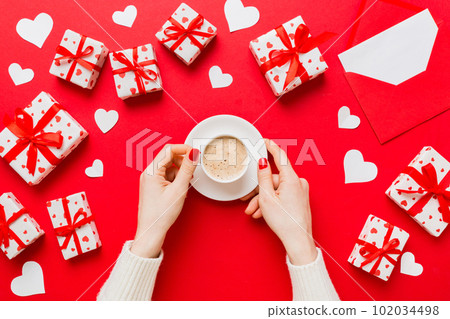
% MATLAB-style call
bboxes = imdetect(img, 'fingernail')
[189,148,200,162]
[258,158,268,170]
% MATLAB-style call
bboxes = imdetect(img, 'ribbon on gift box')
[54,198,94,255]
[54,35,101,81]
[356,223,402,275]
[161,15,214,51]
[259,24,336,90]
[112,47,159,95]
[2,104,64,176]
[396,163,450,223]
[0,204,27,249]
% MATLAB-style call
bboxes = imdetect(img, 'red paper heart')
[375,269,381,276]
[260,57,267,63]
[288,33,294,40]
[76,69,82,76]
[207,26,214,33]
[273,75,280,82]
[82,236,89,243]
[266,42,273,48]
[370,228,377,234]
[0,146,4,153]
[401,200,408,206]
[38,167,45,173]
[23,230,27,234]
[182,17,189,23]
[54,60,61,66]
[119,73,126,78]
[319,56,325,62]
[141,45,148,52]
[130,88,137,94]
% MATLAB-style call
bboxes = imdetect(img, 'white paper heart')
[209,66,233,88]
[224,0,260,32]
[338,106,360,129]
[112,5,137,28]
[11,261,45,297]
[8,63,34,86]
[344,150,378,184]
[95,109,119,134]
[85,159,104,178]
[16,13,53,48]
[400,252,423,276]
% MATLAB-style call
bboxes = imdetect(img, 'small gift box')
[47,192,101,260]
[0,193,44,259]
[155,3,217,65]
[386,146,450,237]
[249,16,335,96]
[49,29,109,89]
[348,214,409,281]
[0,92,88,185]
[109,44,163,99]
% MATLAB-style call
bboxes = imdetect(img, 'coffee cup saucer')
[185,115,267,201]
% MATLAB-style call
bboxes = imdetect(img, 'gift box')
[386,146,450,237]
[0,92,88,185]
[348,214,409,281]
[0,193,44,259]
[249,16,335,96]
[47,192,101,260]
[49,29,109,89]
[155,3,217,65]
[109,44,163,99]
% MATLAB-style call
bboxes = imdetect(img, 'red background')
[0,0,449,301]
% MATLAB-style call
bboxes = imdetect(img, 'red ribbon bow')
[0,204,27,249]
[54,198,94,255]
[260,24,336,90]
[397,163,450,223]
[3,104,64,176]
[112,47,159,95]
[54,35,101,81]
[356,223,402,275]
[161,15,213,51]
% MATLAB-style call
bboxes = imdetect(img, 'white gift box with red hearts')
[249,16,328,96]
[0,92,88,185]
[109,44,163,99]
[155,3,217,65]
[49,29,109,89]
[348,214,409,281]
[0,193,44,259]
[47,192,101,260]
[386,146,450,237]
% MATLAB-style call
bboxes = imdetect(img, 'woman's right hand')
[241,139,317,265]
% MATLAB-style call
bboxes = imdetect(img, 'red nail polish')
[258,158,268,170]
[189,148,200,162]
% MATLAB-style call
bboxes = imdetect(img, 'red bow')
[54,198,94,255]
[54,35,101,81]
[0,204,27,249]
[260,24,336,90]
[3,104,64,176]
[356,224,402,275]
[161,15,213,51]
[397,163,450,223]
[112,47,159,95]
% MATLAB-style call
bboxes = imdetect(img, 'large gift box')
[386,146,450,237]
[0,92,88,185]
[109,44,163,99]
[49,29,109,89]
[155,3,217,65]
[47,192,101,260]
[249,16,335,96]
[0,193,44,259]
[348,214,409,281]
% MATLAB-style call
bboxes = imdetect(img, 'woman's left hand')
[131,144,200,258]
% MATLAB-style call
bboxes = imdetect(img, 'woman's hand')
[241,139,317,266]
[131,144,200,258]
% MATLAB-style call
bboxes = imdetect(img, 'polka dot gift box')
[0,92,88,185]
[386,146,450,237]
[348,214,409,281]
[249,15,335,96]
[0,192,45,260]
[109,43,163,99]
[47,192,101,260]
[49,30,109,89]
[155,3,217,65]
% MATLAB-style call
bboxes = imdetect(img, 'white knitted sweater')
[97,241,339,301]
